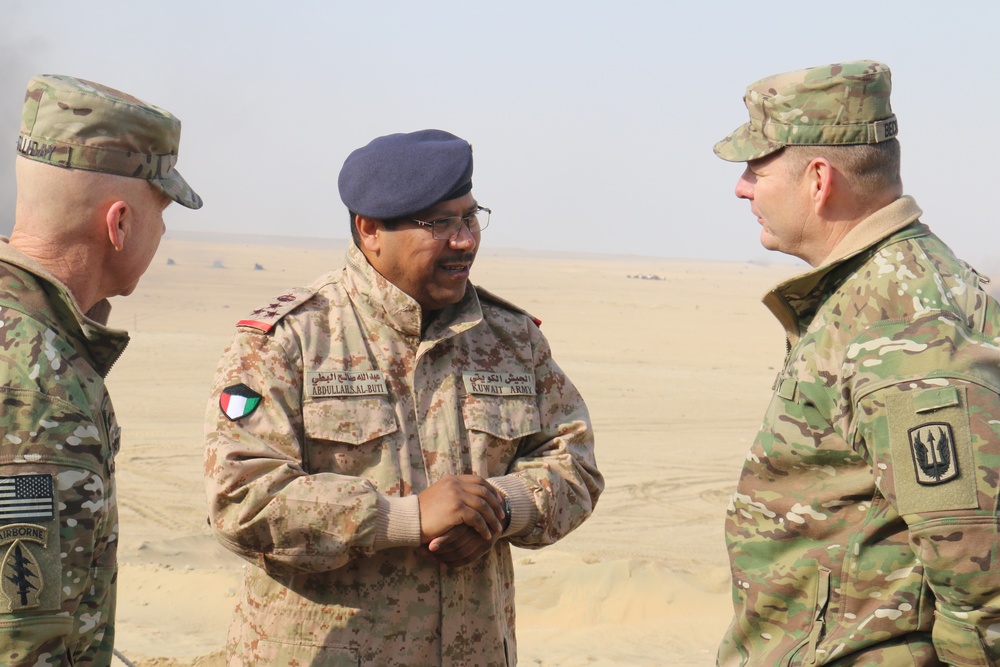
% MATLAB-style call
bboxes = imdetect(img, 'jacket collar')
[762,196,925,342]
[0,239,129,376]
[342,244,482,341]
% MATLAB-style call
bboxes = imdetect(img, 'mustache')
[440,253,476,263]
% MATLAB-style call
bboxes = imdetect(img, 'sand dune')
[103,234,799,666]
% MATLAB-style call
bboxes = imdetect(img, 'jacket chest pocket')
[461,394,540,476]
[302,397,399,484]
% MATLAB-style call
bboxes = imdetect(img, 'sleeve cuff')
[488,476,537,538]
[373,494,421,550]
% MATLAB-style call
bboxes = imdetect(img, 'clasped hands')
[417,474,507,568]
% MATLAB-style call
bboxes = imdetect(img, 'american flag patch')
[0,475,54,522]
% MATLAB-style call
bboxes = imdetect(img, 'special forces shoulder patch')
[0,524,47,610]
[220,383,263,421]
[908,422,959,485]
[0,474,56,612]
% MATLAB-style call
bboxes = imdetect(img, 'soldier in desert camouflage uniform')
[0,75,201,666]
[205,129,603,666]
[714,60,1000,665]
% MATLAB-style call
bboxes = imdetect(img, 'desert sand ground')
[102,233,800,667]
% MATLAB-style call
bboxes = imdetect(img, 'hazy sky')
[3,1,998,267]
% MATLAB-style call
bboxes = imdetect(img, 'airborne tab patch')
[220,383,263,421]
[908,422,959,485]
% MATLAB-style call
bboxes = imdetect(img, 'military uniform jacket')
[0,241,128,667]
[205,245,602,667]
[719,196,1000,666]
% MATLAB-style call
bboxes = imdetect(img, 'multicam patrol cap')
[713,60,898,162]
[17,74,203,209]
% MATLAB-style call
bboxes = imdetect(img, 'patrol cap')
[338,129,473,219]
[714,60,898,162]
[17,74,203,209]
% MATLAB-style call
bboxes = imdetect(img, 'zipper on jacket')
[784,567,832,667]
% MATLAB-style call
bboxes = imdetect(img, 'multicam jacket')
[205,244,602,667]
[0,241,127,667]
[719,196,1000,666]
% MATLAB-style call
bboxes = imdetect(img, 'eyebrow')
[425,201,479,220]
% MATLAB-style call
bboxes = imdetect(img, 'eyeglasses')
[404,206,491,240]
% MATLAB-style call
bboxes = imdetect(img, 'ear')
[104,200,130,252]
[804,157,835,214]
[355,215,383,254]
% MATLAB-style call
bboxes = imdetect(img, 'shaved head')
[11,157,171,311]
[15,157,167,241]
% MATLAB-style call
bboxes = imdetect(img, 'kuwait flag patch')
[220,383,263,421]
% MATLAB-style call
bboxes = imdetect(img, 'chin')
[424,290,466,312]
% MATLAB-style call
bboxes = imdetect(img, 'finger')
[434,532,488,563]
[427,526,466,552]
[456,485,504,535]
[464,480,505,523]
[459,503,494,541]
[433,534,480,559]
[442,542,493,568]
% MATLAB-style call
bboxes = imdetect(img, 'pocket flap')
[303,398,397,445]
[462,395,540,440]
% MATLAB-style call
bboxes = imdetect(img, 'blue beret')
[338,129,473,219]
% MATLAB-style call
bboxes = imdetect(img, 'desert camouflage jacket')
[719,196,1000,666]
[205,244,602,667]
[0,241,128,667]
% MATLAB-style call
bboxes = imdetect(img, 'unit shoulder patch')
[475,286,541,327]
[237,286,317,333]
[908,422,959,485]
[0,524,47,610]
[886,388,978,515]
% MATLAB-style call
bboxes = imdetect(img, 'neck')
[807,192,901,267]
[8,231,103,312]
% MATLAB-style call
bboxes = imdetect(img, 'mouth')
[438,262,472,278]
[438,258,472,278]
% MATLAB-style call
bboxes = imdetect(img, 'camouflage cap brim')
[713,121,783,162]
[153,169,203,210]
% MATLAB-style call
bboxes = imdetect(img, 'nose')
[449,221,477,249]
[735,167,754,200]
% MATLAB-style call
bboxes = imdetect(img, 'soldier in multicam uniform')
[204,129,603,666]
[0,76,201,666]
[713,60,1000,665]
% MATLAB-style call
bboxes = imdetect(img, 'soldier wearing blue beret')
[206,129,603,665]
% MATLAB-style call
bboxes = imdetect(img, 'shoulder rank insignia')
[908,422,959,485]
[475,286,542,327]
[221,383,263,421]
[237,286,316,333]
